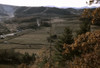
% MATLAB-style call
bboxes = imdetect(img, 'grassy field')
[0,16,100,55]
[0,16,100,68]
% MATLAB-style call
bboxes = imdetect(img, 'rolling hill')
[14,7,84,17]
[0,4,85,18]
[0,4,18,17]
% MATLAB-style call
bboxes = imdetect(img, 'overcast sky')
[0,0,100,8]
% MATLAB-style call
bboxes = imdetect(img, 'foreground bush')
[81,8,100,25]
[0,50,36,65]
[63,30,100,68]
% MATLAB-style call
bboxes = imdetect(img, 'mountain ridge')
[0,4,84,17]
[0,4,18,17]
[0,4,93,19]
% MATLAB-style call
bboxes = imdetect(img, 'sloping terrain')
[0,23,10,34]
[0,4,96,18]
[0,4,8,16]
[15,7,71,17]
[0,4,18,17]
[14,7,83,17]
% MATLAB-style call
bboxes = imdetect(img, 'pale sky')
[0,0,100,8]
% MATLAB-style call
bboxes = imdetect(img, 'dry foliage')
[81,8,100,25]
[18,63,29,68]
[63,30,100,68]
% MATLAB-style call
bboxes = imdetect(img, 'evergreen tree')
[77,18,91,36]
[54,27,74,66]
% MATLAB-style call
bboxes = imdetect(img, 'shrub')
[41,22,51,27]
[0,50,36,65]
[63,30,100,68]
[21,52,36,65]
[47,34,57,42]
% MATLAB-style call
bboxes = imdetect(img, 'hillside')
[0,4,85,18]
[14,7,83,17]
[0,23,10,34]
[0,4,97,18]
[0,4,18,17]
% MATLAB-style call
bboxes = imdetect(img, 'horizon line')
[0,3,100,9]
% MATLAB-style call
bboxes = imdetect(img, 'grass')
[15,48,45,56]
[0,16,100,55]
[8,34,49,45]
[0,16,100,68]
[0,64,17,68]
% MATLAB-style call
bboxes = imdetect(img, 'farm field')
[0,16,100,68]
[0,17,100,55]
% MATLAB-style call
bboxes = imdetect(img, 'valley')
[0,4,100,68]
[0,16,100,55]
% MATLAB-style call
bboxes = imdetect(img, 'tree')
[86,0,100,5]
[54,27,74,67]
[92,8,100,25]
[77,9,93,36]
[63,30,100,68]
[22,52,36,65]
[76,20,91,36]
[81,9,93,21]
[80,7,100,25]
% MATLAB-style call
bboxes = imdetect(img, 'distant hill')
[0,4,18,17]
[66,8,84,15]
[0,4,97,18]
[0,4,85,18]
[14,7,83,17]
[0,4,18,21]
